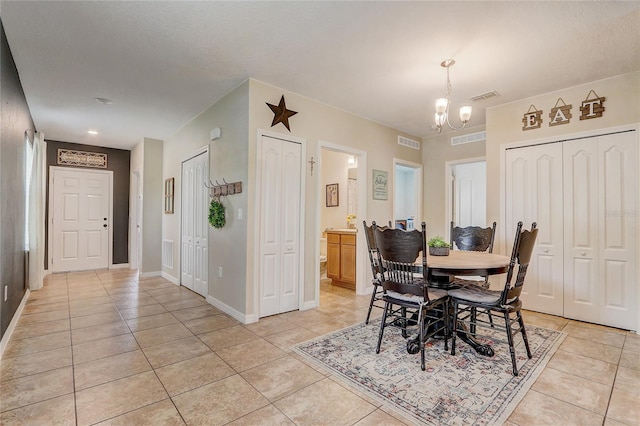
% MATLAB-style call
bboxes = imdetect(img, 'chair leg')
[487,310,495,328]
[470,307,477,335]
[401,307,408,338]
[418,307,426,371]
[442,300,449,352]
[504,311,519,376]
[365,283,379,325]
[451,302,458,356]
[376,303,389,354]
[517,310,532,359]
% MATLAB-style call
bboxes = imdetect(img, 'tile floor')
[1,270,638,425]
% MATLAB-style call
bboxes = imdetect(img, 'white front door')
[505,143,564,316]
[50,167,112,272]
[259,134,302,317]
[563,132,637,329]
[452,161,486,227]
[181,151,209,297]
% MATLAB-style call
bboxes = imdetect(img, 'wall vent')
[162,240,173,269]
[470,90,500,102]
[398,136,420,150]
[451,131,486,146]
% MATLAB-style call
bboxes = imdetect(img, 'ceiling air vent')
[470,90,500,102]
[398,136,420,150]
[451,131,486,146]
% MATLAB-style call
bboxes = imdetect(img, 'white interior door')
[505,144,564,316]
[563,132,637,329]
[50,167,111,272]
[394,161,422,228]
[181,151,209,296]
[452,161,486,227]
[259,134,302,317]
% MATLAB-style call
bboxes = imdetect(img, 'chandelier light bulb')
[433,59,471,133]
[459,106,472,123]
[435,98,448,114]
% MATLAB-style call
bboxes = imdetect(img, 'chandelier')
[434,59,472,133]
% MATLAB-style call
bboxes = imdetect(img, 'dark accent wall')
[45,141,130,266]
[1,20,35,339]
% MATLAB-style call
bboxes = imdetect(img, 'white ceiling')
[2,1,639,150]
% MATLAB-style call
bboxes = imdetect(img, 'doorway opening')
[393,159,422,230]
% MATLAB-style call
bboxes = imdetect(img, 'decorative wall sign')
[326,183,339,207]
[57,149,107,168]
[266,95,298,131]
[164,177,174,214]
[522,105,543,131]
[549,98,572,127]
[372,169,388,200]
[580,90,606,120]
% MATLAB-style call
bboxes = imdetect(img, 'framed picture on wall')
[164,177,174,214]
[326,183,339,207]
[372,169,388,200]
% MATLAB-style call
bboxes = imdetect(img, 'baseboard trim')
[301,300,318,311]
[161,272,179,285]
[0,289,30,360]
[139,271,161,278]
[206,295,256,324]
[110,263,130,270]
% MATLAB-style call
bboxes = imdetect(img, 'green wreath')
[208,199,226,229]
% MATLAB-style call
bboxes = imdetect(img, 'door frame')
[317,141,367,297]
[393,158,423,228]
[498,123,640,332]
[444,156,486,241]
[180,145,210,292]
[253,129,306,317]
[48,166,114,271]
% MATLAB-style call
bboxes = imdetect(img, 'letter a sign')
[549,98,572,127]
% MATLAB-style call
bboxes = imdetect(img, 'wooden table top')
[426,250,510,273]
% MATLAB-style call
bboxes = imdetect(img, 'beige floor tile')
[264,327,319,351]
[243,315,299,337]
[241,356,324,401]
[531,367,612,414]
[624,334,640,353]
[3,331,71,358]
[614,365,640,395]
[0,346,72,381]
[69,302,119,318]
[606,387,640,425]
[0,367,74,412]
[547,349,617,385]
[22,301,69,315]
[563,321,626,348]
[18,309,69,326]
[142,336,212,368]
[125,312,179,332]
[93,399,185,426]
[353,408,408,426]
[560,336,622,364]
[0,393,76,426]
[70,310,124,329]
[521,310,570,331]
[150,290,198,304]
[156,352,235,396]
[133,323,193,348]
[11,318,70,340]
[216,338,287,372]
[69,296,113,309]
[162,298,206,311]
[118,303,167,320]
[508,389,604,426]
[619,349,640,370]
[74,349,152,390]
[274,378,376,426]
[73,334,140,364]
[71,320,130,345]
[227,404,294,426]
[114,296,159,310]
[75,371,168,425]
[68,288,109,300]
[198,325,259,351]
[26,294,69,307]
[171,304,223,322]
[183,314,239,335]
[604,417,629,426]
[172,374,270,425]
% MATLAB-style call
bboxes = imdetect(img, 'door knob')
[580,251,586,256]
[103,224,107,228]
[543,248,549,253]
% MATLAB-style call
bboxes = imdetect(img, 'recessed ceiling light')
[88,130,98,135]
[94,97,112,105]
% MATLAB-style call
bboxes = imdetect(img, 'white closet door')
[181,162,194,291]
[505,144,564,315]
[564,132,637,329]
[259,135,301,317]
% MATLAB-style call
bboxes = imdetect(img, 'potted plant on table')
[427,235,450,256]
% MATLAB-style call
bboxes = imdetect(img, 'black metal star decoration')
[266,95,297,132]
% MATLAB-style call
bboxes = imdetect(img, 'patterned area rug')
[293,320,565,425]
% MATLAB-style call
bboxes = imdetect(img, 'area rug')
[292,320,565,425]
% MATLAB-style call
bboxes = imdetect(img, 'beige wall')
[422,125,487,239]
[320,149,352,231]
[163,82,250,316]
[486,71,640,249]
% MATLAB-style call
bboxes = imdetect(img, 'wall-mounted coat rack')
[205,178,242,199]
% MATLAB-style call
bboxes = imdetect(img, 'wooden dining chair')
[362,220,393,324]
[373,221,450,371]
[449,221,538,376]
